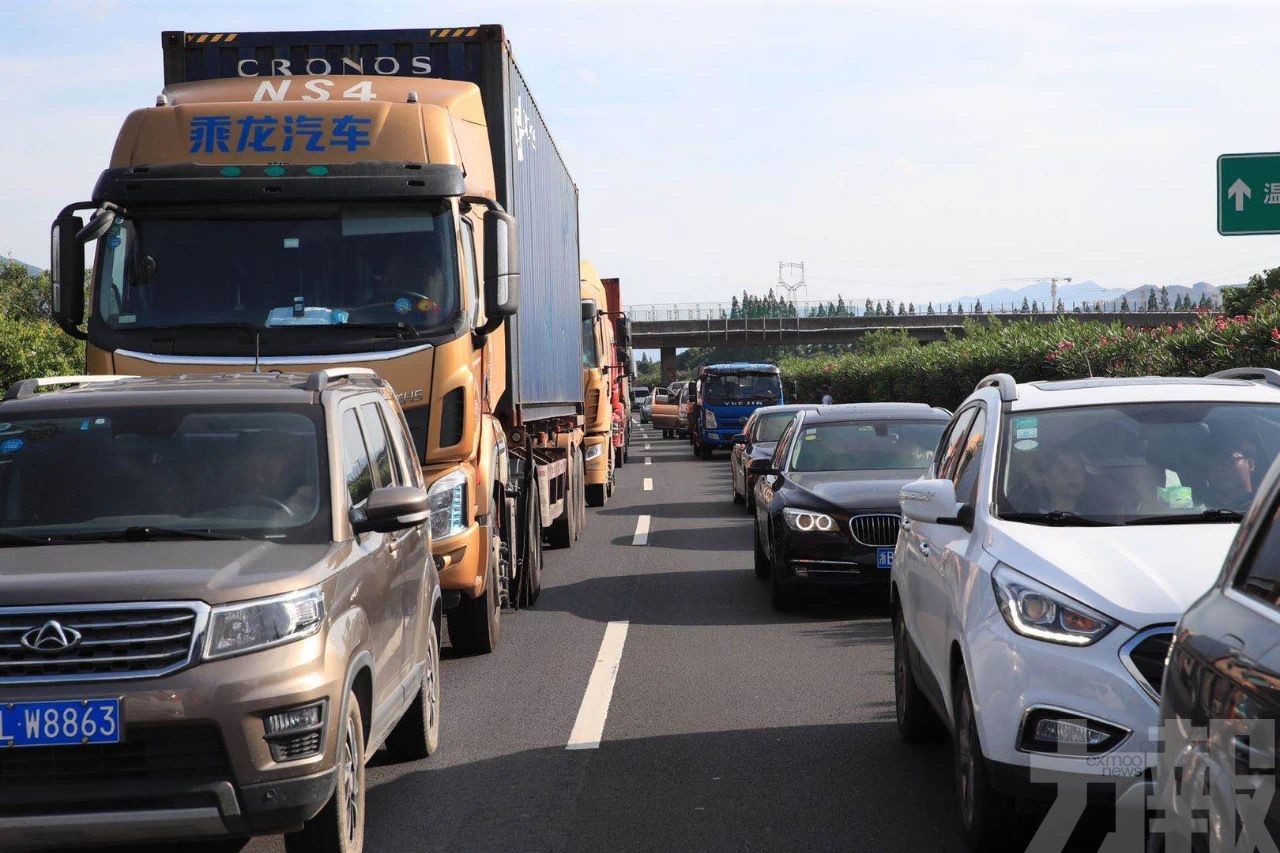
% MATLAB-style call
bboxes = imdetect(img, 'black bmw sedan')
[730,404,817,511]
[750,404,950,610]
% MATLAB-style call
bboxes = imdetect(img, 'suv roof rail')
[3,374,141,402]
[974,373,1018,402]
[303,367,379,392]
[1207,367,1280,390]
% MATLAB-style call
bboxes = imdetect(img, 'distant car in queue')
[730,404,818,510]
[750,404,951,610]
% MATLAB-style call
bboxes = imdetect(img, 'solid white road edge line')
[632,514,650,545]
[566,620,630,750]
[643,478,653,491]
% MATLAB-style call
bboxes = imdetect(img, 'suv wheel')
[384,618,442,761]
[893,604,943,742]
[953,671,1018,851]
[285,691,365,853]
[447,557,501,654]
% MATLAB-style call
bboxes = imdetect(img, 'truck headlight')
[584,443,604,461]
[705,411,718,428]
[428,470,468,539]
[205,587,325,660]
[992,564,1116,646]
[783,507,837,532]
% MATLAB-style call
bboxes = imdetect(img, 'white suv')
[890,368,1280,848]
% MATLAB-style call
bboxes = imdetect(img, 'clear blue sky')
[4,0,1279,307]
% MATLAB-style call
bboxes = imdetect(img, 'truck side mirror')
[617,316,632,348]
[482,208,519,320]
[50,214,86,332]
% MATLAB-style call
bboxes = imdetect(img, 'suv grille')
[1121,627,1175,701]
[0,725,230,788]
[0,603,208,684]
[849,514,901,548]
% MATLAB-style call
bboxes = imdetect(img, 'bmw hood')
[985,522,1238,628]
[788,470,923,512]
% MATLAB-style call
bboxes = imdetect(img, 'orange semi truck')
[601,276,634,469]
[49,26,590,654]
[579,264,633,506]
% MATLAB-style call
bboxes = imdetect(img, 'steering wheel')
[228,495,296,518]
[373,291,432,309]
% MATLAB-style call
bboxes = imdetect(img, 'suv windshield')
[96,202,460,336]
[789,420,945,472]
[0,405,329,544]
[755,411,798,442]
[996,402,1280,524]
[703,372,782,405]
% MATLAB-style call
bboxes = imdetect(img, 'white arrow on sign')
[1228,178,1252,212]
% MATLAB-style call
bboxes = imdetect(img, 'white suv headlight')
[783,507,837,533]
[205,587,325,660]
[428,470,468,539]
[705,411,718,428]
[992,564,1116,646]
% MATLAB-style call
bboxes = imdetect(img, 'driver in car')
[1201,441,1259,512]
[368,246,443,317]
[240,436,315,519]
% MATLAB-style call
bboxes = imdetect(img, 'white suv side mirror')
[900,479,961,524]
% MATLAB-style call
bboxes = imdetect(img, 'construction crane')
[1003,276,1073,311]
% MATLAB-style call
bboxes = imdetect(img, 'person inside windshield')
[1007,445,1090,514]
[237,436,315,519]
[365,244,444,318]
[1201,441,1259,512]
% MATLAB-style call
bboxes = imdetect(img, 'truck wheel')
[546,451,575,549]
[446,560,500,654]
[586,483,607,507]
[574,449,586,538]
[385,615,442,761]
[284,691,365,853]
[516,478,543,607]
[614,446,624,469]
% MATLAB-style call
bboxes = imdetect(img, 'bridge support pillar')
[660,347,678,383]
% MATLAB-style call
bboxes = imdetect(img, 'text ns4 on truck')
[49,25,591,654]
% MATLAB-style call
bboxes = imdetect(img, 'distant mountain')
[954,279,1219,311]
[1,257,42,277]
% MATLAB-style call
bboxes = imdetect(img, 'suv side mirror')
[482,208,519,325]
[747,457,777,475]
[50,214,86,332]
[900,479,964,525]
[352,486,430,534]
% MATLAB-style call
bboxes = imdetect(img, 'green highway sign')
[1218,153,1280,235]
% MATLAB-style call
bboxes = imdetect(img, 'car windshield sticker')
[1012,416,1038,442]
[1013,439,1038,452]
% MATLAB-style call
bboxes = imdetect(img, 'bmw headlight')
[428,470,468,539]
[992,564,1116,646]
[783,507,837,533]
[205,587,325,660]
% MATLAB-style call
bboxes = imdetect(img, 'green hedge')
[782,300,1280,410]
[0,316,84,390]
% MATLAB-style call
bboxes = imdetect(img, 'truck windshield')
[95,202,461,336]
[0,406,330,545]
[581,301,599,368]
[703,373,782,405]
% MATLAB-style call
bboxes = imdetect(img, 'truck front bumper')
[583,434,610,485]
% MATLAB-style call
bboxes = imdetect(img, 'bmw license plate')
[877,547,895,570]
[0,699,121,748]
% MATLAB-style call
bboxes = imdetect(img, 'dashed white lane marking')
[631,514,650,545]
[566,620,630,750]
[643,478,653,491]
[644,442,651,450]
[644,457,652,465]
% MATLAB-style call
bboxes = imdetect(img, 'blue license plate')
[877,547,895,570]
[0,699,121,748]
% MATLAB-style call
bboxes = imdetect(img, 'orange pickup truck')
[650,382,684,438]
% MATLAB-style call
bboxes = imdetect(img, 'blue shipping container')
[161,26,584,424]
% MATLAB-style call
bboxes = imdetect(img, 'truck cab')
[691,363,784,459]
[579,261,615,506]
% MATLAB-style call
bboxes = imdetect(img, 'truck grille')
[1121,626,1175,701]
[848,514,901,548]
[0,603,208,684]
[0,725,230,789]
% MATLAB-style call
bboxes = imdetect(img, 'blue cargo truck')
[50,25,586,654]
[690,363,784,459]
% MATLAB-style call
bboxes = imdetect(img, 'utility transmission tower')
[777,261,807,301]
[1004,276,1073,311]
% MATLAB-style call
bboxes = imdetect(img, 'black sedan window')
[754,411,798,443]
[788,421,946,472]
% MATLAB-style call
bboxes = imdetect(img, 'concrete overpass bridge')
[627,309,1201,380]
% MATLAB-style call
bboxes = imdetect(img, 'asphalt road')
[244,422,968,852]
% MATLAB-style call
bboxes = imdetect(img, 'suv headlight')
[205,587,325,660]
[783,507,837,533]
[705,411,719,428]
[992,564,1116,646]
[428,470,468,539]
